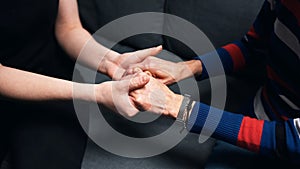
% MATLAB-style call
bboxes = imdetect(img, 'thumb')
[119,100,140,117]
[128,74,150,91]
[133,45,163,61]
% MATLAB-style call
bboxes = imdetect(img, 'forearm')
[56,26,119,74]
[185,102,300,160]
[176,60,202,81]
[55,0,119,75]
[192,41,250,81]
[0,65,94,102]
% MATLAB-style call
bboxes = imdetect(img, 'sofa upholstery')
[76,0,264,169]
[79,0,263,56]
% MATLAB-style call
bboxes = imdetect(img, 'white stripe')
[274,19,300,60]
[267,0,275,10]
[254,88,270,121]
[293,118,300,139]
[279,95,300,110]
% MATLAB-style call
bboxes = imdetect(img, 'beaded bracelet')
[176,94,191,132]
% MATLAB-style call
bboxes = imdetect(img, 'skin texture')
[129,69,184,118]
[96,72,151,117]
[126,57,202,85]
[124,58,203,118]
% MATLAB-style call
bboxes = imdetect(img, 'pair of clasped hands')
[102,45,202,119]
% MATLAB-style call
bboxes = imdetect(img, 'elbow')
[55,25,66,45]
[55,23,82,43]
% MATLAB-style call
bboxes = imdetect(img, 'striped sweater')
[190,0,300,163]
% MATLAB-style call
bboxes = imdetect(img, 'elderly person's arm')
[130,75,300,162]
[126,0,275,85]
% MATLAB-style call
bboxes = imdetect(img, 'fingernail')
[142,76,148,82]
[134,67,142,73]
[145,71,152,76]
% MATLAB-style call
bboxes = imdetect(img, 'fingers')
[128,73,150,91]
[132,45,162,61]
[144,71,152,76]
[123,67,143,77]
[123,67,153,78]
[125,63,146,76]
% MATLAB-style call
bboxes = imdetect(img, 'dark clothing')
[191,0,300,164]
[0,101,87,169]
[0,0,87,168]
[0,0,74,80]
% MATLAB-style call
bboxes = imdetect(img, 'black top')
[0,0,74,80]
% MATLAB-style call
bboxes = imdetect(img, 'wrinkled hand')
[103,46,163,80]
[96,72,150,117]
[124,57,200,85]
[129,73,183,118]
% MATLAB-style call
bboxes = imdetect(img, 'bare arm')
[55,0,118,73]
[55,0,162,80]
[0,64,92,102]
[0,64,149,116]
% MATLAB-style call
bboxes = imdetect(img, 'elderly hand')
[129,73,183,118]
[102,46,163,80]
[124,57,202,85]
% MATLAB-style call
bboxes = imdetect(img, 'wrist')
[176,94,193,131]
[176,60,202,80]
[98,50,120,75]
[105,51,126,80]
[94,82,109,104]
[72,82,97,102]
[167,94,184,118]
[185,60,202,76]
[188,101,196,119]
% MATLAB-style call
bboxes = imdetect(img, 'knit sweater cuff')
[187,102,244,144]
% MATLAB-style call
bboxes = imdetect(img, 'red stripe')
[222,44,246,71]
[281,0,300,26]
[237,117,264,153]
[281,115,289,121]
[247,26,260,39]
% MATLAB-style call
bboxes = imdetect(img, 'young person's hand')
[101,46,163,80]
[95,72,150,117]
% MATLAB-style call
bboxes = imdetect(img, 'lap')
[0,100,88,169]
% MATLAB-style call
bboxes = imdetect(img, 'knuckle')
[135,96,144,103]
